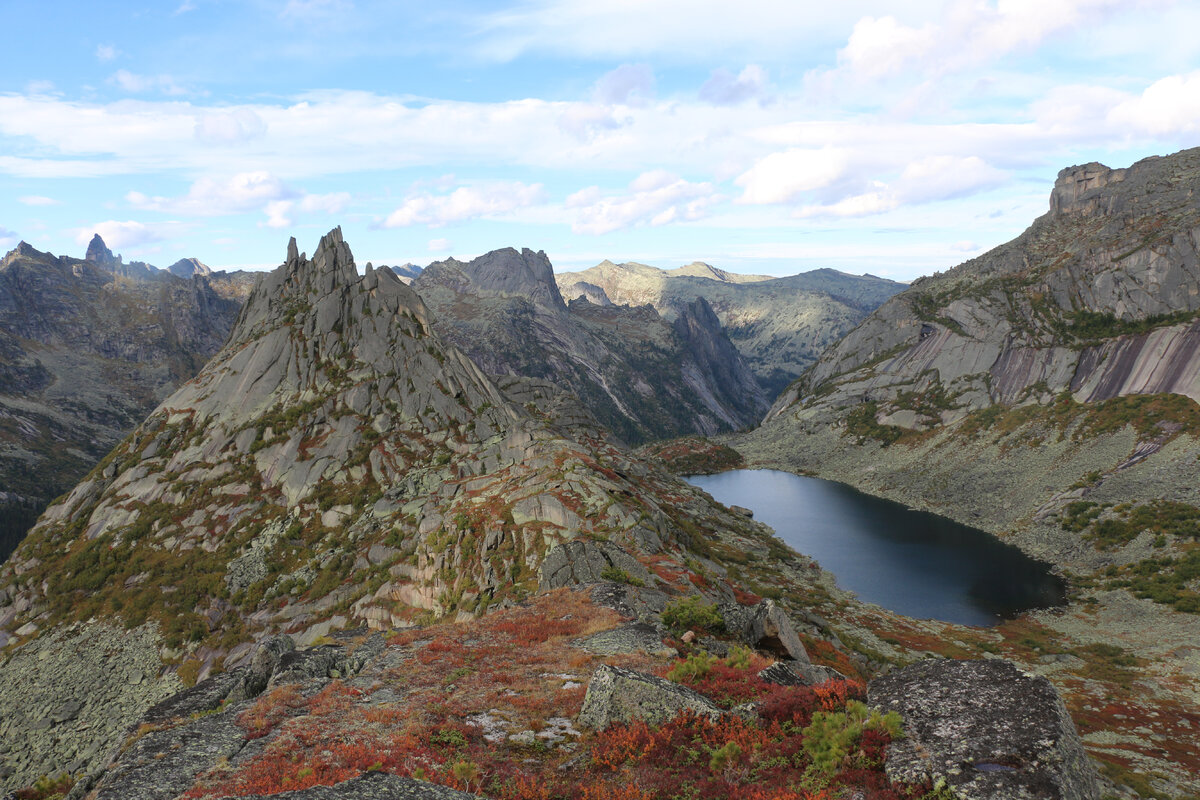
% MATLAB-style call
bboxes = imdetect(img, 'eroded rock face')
[868,659,1102,800]
[538,540,655,590]
[577,664,723,730]
[720,599,811,663]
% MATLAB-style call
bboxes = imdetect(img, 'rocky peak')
[168,257,212,279]
[84,234,120,266]
[1,241,56,270]
[441,247,566,311]
[1049,161,1128,216]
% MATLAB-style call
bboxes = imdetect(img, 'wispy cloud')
[110,69,186,96]
[18,195,58,206]
[95,44,120,62]
[71,220,171,251]
[381,181,546,228]
[568,171,719,234]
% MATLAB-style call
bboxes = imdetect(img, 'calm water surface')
[686,469,1066,626]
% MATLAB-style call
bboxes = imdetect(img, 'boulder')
[577,664,723,730]
[868,659,1102,800]
[240,770,485,798]
[538,540,653,590]
[759,659,846,687]
[579,622,675,657]
[719,600,811,663]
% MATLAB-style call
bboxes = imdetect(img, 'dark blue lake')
[686,469,1066,626]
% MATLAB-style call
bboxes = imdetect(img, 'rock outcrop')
[558,260,905,398]
[868,659,1101,800]
[414,247,768,444]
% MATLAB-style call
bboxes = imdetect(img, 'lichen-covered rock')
[577,664,722,730]
[240,771,486,798]
[579,621,674,657]
[538,540,653,590]
[719,599,811,663]
[758,659,845,687]
[868,659,1102,800]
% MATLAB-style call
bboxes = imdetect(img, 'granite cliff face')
[558,260,905,398]
[0,239,248,559]
[0,229,800,790]
[768,149,1200,422]
[415,248,767,444]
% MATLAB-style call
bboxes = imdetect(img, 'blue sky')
[1,0,1199,280]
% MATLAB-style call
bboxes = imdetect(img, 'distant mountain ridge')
[0,236,254,559]
[414,247,768,444]
[557,260,905,398]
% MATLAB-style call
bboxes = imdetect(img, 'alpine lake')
[686,469,1067,627]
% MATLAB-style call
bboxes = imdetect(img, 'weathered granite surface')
[577,664,723,730]
[868,659,1102,800]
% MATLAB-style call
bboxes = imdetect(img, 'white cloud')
[263,200,293,228]
[18,195,58,206]
[72,220,166,250]
[128,171,294,215]
[736,148,850,205]
[0,227,17,248]
[475,2,881,61]
[428,238,453,252]
[1107,70,1200,135]
[95,44,119,62]
[568,171,718,234]
[829,0,1151,83]
[25,80,56,95]
[110,70,186,96]
[794,155,1008,218]
[593,64,655,106]
[381,182,546,228]
[699,65,769,105]
[194,109,268,144]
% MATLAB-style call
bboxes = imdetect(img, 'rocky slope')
[0,237,251,561]
[557,260,905,398]
[735,147,1200,797]
[0,229,815,791]
[414,248,767,445]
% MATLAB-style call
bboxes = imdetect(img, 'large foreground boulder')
[868,659,1102,800]
[577,664,722,730]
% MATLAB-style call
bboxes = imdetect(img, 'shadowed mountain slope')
[557,261,905,398]
[0,239,248,559]
[415,248,768,445]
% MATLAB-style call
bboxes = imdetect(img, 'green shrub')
[662,596,724,634]
[666,651,716,683]
[801,700,903,777]
[600,565,645,587]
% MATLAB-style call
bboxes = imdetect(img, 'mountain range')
[558,261,905,398]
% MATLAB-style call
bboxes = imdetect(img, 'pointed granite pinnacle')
[287,237,299,264]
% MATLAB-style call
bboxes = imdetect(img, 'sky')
[1,1,1199,281]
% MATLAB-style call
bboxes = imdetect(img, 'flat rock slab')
[238,771,485,799]
[579,622,674,657]
[868,659,1102,800]
[577,664,722,730]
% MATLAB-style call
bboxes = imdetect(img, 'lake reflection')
[686,469,1066,626]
